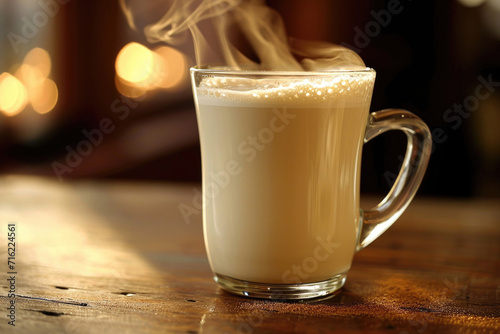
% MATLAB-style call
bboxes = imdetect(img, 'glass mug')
[191,67,432,300]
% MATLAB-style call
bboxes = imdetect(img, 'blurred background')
[0,0,498,198]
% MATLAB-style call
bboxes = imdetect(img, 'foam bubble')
[196,71,376,107]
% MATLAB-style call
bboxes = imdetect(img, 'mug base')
[214,273,347,300]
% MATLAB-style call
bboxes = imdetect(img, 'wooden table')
[0,175,499,333]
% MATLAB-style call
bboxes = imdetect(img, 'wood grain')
[0,175,499,333]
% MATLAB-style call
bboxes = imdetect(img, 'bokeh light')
[16,64,45,87]
[2,47,59,116]
[154,46,188,89]
[0,72,29,117]
[115,42,156,85]
[23,47,52,79]
[30,79,58,114]
[115,74,147,99]
[115,42,188,98]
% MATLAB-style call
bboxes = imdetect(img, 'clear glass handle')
[357,109,432,251]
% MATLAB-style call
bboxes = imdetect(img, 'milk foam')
[196,71,375,107]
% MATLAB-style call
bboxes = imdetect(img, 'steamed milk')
[195,72,375,284]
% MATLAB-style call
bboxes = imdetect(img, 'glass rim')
[190,66,375,76]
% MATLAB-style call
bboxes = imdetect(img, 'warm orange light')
[8,47,59,115]
[0,72,28,116]
[115,43,188,96]
[16,64,45,86]
[154,46,188,89]
[23,47,52,79]
[31,78,58,114]
[116,42,156,85]
[114,74,147,98]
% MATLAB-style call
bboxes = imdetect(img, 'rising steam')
[119,0,365,70]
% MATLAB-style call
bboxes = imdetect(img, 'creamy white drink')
[194,71,375,284]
